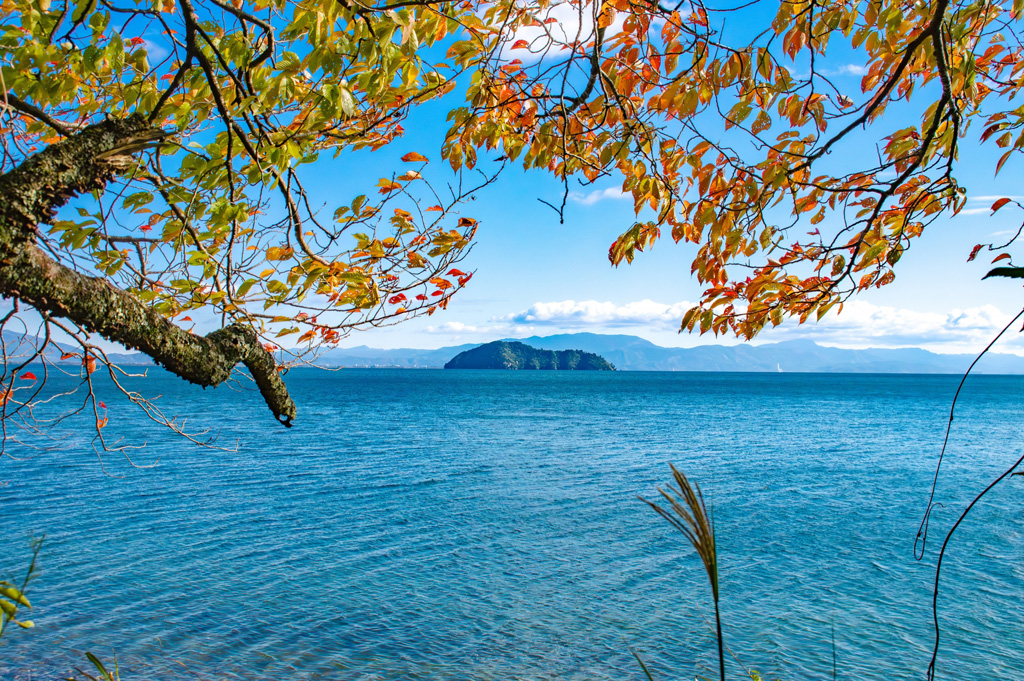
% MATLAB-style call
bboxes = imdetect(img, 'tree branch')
[0,115,297,426]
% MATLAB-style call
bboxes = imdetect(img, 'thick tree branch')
[0,115,297,426]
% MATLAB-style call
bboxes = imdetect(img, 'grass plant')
[640,464,723,681]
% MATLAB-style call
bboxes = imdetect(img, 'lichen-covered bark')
[0,115,297,426]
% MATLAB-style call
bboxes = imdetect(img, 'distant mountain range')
[12,330,1024,374]
[317,333,1024,374]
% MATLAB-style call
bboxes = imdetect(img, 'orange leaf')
[426,205,443,212]
[447,269,466,276]
[180,316,193,322]
[401,152,429,163]
[511,39,530,49]
[458,217,477,227]
[991,197,1013,213]
[992,252,1012,263]
[60,352,78,360]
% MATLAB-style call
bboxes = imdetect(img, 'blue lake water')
[2,369,1024,679]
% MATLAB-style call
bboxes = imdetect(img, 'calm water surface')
[2,370,1023,679]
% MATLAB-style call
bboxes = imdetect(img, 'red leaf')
[447,269,466,276]
[968,244,984,262]
[992,252,1012,263]
[415,294,428,300]
[991,197,1013,213]
[388,294,407,304]
[511,39,530,49]
[21,372,37,381]
[180,316,193,322]
[99,401,107,409]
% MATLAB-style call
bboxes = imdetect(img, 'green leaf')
[71,0,96,23]
[339,87,356,117]
[235,279,256,298]
[0,586,30,608]
[86,652,111,679]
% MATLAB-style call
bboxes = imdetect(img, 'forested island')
[444,341,615,370]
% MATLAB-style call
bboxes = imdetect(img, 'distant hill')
[444,341,614,370]
[314,343,478,368]
[8,330,1024,374]
[323,333,1024,374]
[1,332,153,366]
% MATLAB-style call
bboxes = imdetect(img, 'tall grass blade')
[630,647,657,681]
[640,464,724,681]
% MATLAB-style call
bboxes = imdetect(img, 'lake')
[2,369,1023,679]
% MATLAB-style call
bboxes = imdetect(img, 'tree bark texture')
[0,115,297,425]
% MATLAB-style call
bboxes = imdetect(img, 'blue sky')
[312,80,1024,356]
[125,6,1024,357]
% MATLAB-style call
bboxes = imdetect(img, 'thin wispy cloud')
[497,299,696,329]
[425,321,535,336]
[835,64,869,75]
[956,195,1023,216]
[568,187,629,205]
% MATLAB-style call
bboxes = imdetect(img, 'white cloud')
[968,195,1024,202]
[836,64,868,75]
[955,196,1023,216]
[568,187,629,205]
[500,1,665,62]
[497,299,696,329]
[423,298,1024,356]
[481,299,1024,355]
[424,321,536,336]
[765,300,1024,354]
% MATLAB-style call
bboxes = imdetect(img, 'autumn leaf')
[401,152,429,163]
[991,198,1013,213]
[20,372,37,381]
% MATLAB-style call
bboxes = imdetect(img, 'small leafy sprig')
[0,537,43,641]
